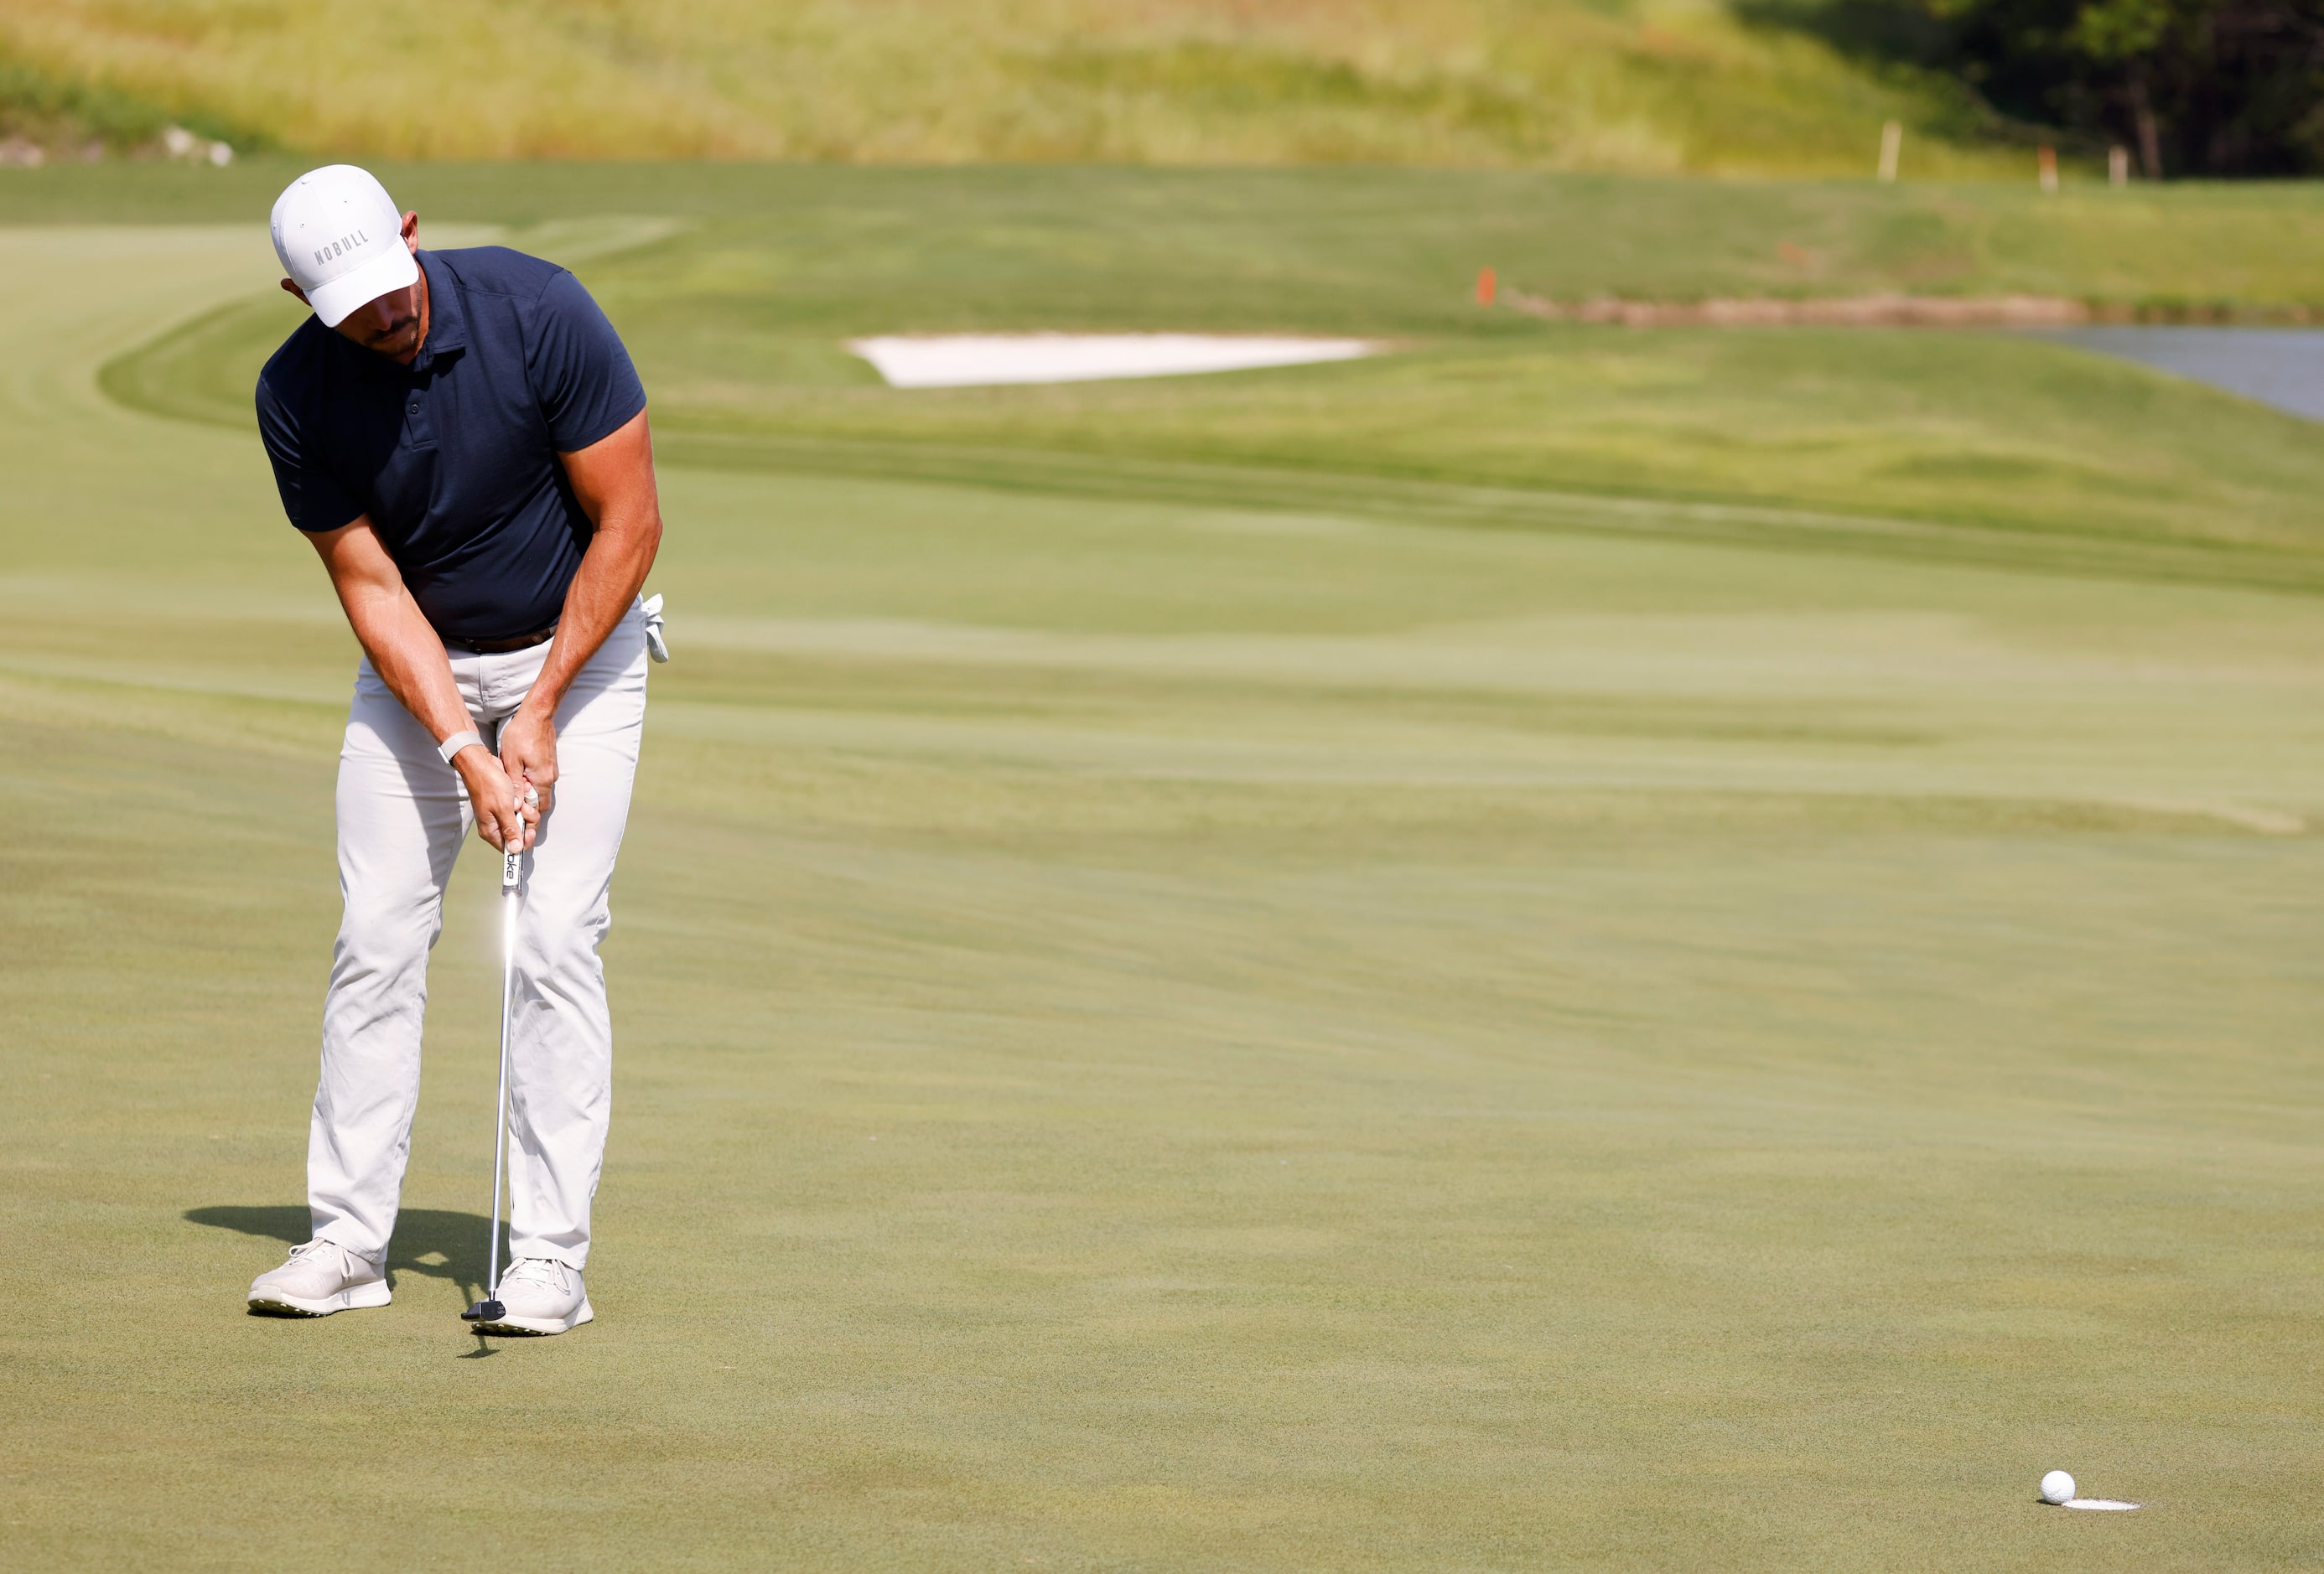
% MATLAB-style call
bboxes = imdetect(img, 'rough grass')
[0,0,2025,173]
[5,183,2324,1569]
[0,54,261,156]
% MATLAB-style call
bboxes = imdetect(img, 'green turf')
[4,187,2324,1569]
[81,165,2324,588]
[18,161,2324,308]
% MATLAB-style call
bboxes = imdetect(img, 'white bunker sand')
[848,334,1377,388]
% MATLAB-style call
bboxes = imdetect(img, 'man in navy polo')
[245,164,663,1335]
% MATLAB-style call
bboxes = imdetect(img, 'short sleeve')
[257,372,364,534]
[526,270,647,453]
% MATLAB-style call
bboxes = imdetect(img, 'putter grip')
[501,787,537,888]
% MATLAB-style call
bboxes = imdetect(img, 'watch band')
[437,728,483,765]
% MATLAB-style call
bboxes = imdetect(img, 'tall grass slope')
[1,0,2015,173]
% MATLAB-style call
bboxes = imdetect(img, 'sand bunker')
[848,334,1377,388]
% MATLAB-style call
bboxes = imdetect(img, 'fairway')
[3,179,2323,1570]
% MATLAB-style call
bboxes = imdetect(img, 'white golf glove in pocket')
[641,593,670,664]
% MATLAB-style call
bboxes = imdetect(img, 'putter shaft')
[473,790,532,1324]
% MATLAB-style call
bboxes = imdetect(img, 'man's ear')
[280,278,310,305]
[400,210,419,252]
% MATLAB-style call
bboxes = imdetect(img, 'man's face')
[332,283,426,362]
[280,207,429,365]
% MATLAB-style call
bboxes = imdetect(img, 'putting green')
[3,212,2321,1571]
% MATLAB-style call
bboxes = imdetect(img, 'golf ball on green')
[2040,1470,2076,1504]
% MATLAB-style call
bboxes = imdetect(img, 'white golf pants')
[309,602,649,1271]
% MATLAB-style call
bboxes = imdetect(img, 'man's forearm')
[522,410,663,717]
[339,579,471,745]
[334,574,529,849]
[525,514,661,714]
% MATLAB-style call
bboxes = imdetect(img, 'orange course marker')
[1476,266,1497,307]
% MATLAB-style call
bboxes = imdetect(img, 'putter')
[463,788,535,1326]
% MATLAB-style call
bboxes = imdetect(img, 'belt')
[444,624,557,655]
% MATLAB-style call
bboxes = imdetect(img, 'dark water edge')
[2029,327,2324,422]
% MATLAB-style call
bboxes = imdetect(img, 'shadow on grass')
[185,1204,500,1309]
[1726,0,2074,152]
[1730,0,1953,69]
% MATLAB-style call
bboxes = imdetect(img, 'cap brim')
[307,245,420,328]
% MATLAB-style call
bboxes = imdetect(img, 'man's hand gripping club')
[454,738,539,853]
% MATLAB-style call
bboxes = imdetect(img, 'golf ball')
[2040,1470,2077,1505]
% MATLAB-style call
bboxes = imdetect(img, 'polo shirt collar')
[413,250,468,370]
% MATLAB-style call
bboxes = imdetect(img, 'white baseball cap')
[270,164,418,328]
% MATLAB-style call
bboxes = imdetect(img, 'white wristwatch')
[438,728,484,765]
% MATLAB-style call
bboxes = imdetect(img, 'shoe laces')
[502,1257,569,1292]
[289,1238,349,1264]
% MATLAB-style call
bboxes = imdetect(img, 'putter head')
[462,1299,506,1323]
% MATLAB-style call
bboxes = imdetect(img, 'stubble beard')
[348,282,425,363]
[364,313,422,361]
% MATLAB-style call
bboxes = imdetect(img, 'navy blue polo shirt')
[256,247,646,642]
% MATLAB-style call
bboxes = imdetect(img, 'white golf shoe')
[473,1257,593,1336]
[247,1239,391,1317]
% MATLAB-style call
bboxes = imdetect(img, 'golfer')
[244,165,661,1334]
